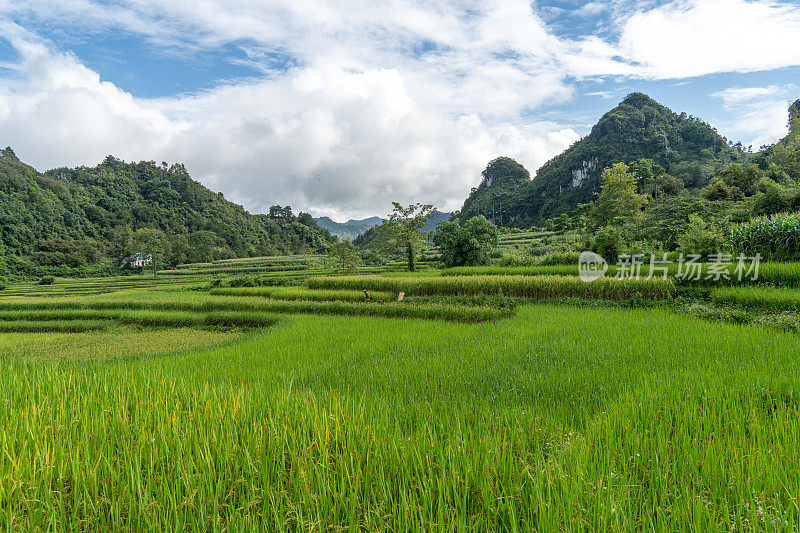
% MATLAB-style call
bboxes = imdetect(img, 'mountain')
[314,216,383,239]
[0,149,336,266]
[352,211,452,248]
[457,92,746,225]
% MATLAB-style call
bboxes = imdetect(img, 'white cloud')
[710,85,782,105]
[0,22,180,167]
[575,2,610,18]
[0,22,579,219]
[617,0,800,79]
[710,84,796,147]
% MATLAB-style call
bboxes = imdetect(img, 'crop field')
[497,229,582,256]
[1,253,799,529]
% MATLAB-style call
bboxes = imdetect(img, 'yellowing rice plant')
[0,306,798,529]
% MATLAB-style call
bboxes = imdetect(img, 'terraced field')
[1,253,799,528]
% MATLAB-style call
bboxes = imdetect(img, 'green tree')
[374,203,435,272]
[188,231,218,263]
[326,240,361,275]
[590,163,649,228]
[133,228,169,277]
[433,216,498,267]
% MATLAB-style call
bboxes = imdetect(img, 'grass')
[0,306,799,528]
[309,274,675,299]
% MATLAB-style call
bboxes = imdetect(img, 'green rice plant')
[442,265,580,277]
[0,307,799,529]
[160,265,309,276]
[0,320,109,332]
[711,286,800,311]
[730,212,800,260]
[0,309,121,321]
[308,274,675,299]
[0,293,507,322]
[441,261,800,288]
[115,311,279,329]
[210,287,395,302]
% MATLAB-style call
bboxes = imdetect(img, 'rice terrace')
[3,1,800,530]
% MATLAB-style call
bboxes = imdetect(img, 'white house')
[121,253,152,268]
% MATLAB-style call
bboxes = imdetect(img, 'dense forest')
[0,149,335,276]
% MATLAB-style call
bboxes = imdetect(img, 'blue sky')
[0,0,799,219]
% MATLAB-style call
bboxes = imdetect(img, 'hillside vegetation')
[458,93,748,225]
[0,149,335,272]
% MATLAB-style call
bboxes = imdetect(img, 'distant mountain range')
[314,216,384,239]
[316,211,452,240]
[457,92,754,225]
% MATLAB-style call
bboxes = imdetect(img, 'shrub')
[0,276,7,291]
[432,216,498,268]
[38,275,55,285]
[676,214,726,257]
[228,275,257,287]
[535,252,580,266]
[591,226,624,263]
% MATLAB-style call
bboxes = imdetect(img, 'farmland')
[0,252,799,529]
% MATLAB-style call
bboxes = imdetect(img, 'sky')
[0,1,799,221]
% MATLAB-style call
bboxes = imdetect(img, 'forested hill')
[458,92,746,225]
[314,216,383,239]
[0,149,335,265]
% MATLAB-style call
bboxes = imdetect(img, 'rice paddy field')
[1,253,800,529]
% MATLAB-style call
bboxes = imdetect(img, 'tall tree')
[326,240,361,275]
[433,216,498,268]
[590,163,649,228]
[132,228,169,278]
[374,203,435,272]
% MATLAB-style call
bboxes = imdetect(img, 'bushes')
[676,214,726,257]
[38,275,55,285]
[731,213,800,261]
[0,276,6,291]
[535,252,580,266]
[308,275,675,300]
[432,216,498,268]
[591,226,624,263]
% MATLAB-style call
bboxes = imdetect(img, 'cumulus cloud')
[710,84,797,147]
[616,0,800,79]
[0,22,180,167]
[0,19,579,219]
